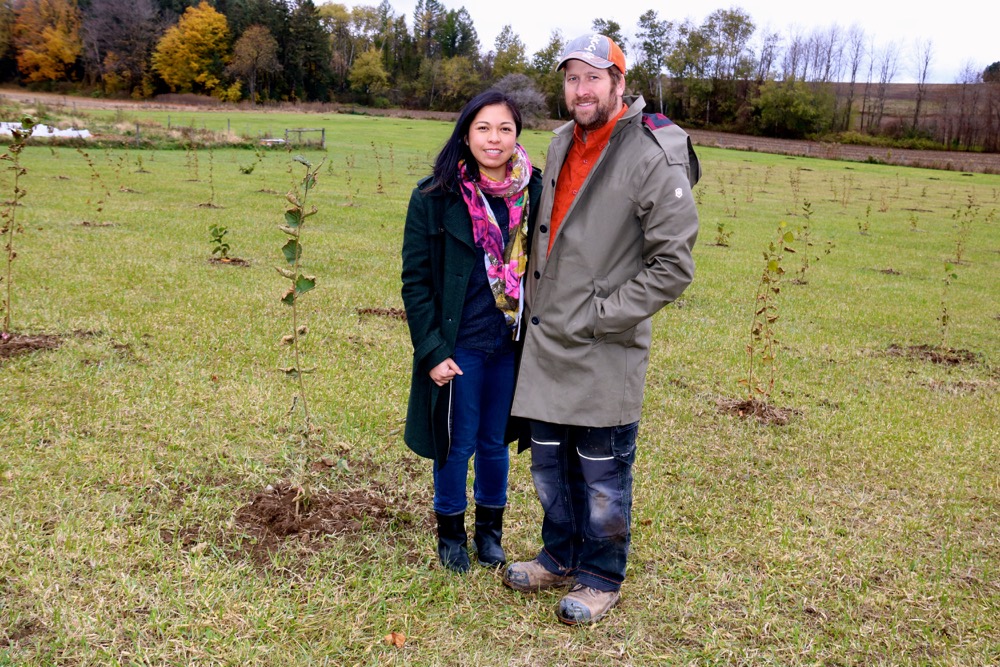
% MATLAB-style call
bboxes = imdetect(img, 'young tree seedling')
[371,142,385,194]
[939,262,958,348]
[209,224,230,259]
[714,221,733,247]
[1,116,34,334]
[276,155,324,438]
[76,147,112,221]
[858,203,872,235]
[740,222,796,404]
[951,193,978,264]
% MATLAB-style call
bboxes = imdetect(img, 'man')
[503,33,700,625]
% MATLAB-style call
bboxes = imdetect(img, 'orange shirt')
[546,104,628,257]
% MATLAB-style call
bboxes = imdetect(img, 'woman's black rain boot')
[435,511,470,573]
[473,505,506,567]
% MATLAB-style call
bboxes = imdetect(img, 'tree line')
[1,0,998,150]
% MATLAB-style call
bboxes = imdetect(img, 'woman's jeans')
[528,419,638,592]
[432,345,514,516]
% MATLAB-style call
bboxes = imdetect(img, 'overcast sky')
[329,0,998,84]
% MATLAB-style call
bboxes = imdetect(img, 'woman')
[401,90,542,572]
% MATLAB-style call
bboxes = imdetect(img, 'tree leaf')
[281,239,301,264]
[295,275,316,296]
[285,209,302,228]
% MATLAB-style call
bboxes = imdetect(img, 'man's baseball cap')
[556,34,627,75]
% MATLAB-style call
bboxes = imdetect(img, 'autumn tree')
[985,62,1000,83]
[494,72,546,124]
[702,7,755,122]
[436,54,480,109]
[591,18,625,54]
[492,24,526,79]
[318,2,354,90]
[13,0,82,83]
[81,0,162,95]
[152,0,230,94]
[911,38,933,131]
[839,24,866,131]
[632,10,672,114]
[0,0,16,75]
[667,19,710,122]
[226,23,279,102]
[530,30,564,118]
[349,47,388,101]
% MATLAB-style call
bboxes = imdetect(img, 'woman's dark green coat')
[400,167,542,466]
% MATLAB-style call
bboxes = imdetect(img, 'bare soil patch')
[886,344,979,365]
[717,397,797,425]
[0,332,63,360]
[229,453,430,568]
[209,256,250,267]
[232,480,422,566]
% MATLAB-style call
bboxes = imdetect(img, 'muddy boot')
[435,511,470,573]
[473,505,506,567]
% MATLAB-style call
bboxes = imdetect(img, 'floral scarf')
[457,144,532,333]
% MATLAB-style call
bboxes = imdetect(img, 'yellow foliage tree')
[151,0,230,94]
[13,0,82,83]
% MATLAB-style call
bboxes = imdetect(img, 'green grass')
[1,111,998,665]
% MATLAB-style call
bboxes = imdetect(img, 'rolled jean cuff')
[537,547,575,577]
[575,568,622,592]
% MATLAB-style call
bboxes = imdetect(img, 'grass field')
[1,108,998,665]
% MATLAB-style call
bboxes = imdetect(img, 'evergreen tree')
[284,0,332,100]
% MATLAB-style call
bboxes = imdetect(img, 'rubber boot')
[435,511,470,572]
[473,505,506,567]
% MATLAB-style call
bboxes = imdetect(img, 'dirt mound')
[886,343,980,365]
[0,332,62,360]
[717,397,797,425]
[236,483,394,538]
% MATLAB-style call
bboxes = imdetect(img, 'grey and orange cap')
[556,34,627,75]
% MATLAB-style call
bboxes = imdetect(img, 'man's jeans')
[432,345,514,516]
[528,420,638,592]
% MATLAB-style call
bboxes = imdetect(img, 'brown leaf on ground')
[384,632,406,648]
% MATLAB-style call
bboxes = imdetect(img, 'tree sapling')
[1,115,34,334]
[276,155,324,437]
[740,222,796,405]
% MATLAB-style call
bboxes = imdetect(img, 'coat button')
[533,270,540,279]
[531,316,539,325]
[539,225,548,233]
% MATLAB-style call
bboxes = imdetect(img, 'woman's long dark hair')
[423,89,523,193]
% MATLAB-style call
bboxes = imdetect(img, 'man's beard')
[570,92,619,132]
